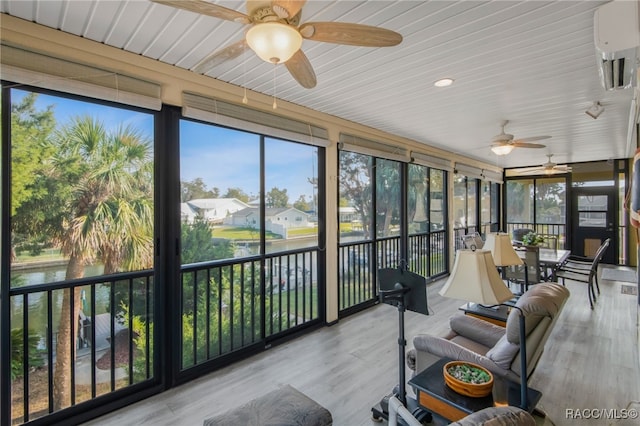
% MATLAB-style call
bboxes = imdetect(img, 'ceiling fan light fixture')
[491,144,515,155]
[246,22,302,64]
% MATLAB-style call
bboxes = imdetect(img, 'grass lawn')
[212,227,280,240]
[287,227,317,237]
[212,226,317,239]
[14,248,65,263]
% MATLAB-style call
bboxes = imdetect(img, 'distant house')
[339,206,358,222]
[225,207,311,235]
[180,198,250,224]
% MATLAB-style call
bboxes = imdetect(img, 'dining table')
[514,247,570,282]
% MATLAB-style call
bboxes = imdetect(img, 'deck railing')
[506,223,567,249]
[8,270,154,425]
[338,231,448,314]
[408,230,447,277]
[179,248,320,370]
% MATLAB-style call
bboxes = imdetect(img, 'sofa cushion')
[506,283,569,344]
[485,335,519,370]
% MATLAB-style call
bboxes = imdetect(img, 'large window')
[180,122,260,261]
[265,137,319,253]
[338,151,449,313]
[178,120,323,370]
[453,174,481,235]
[535,178,566,224]
[7,88,155,423]
[466,179,477,229]
[453,175,467,229]
[376,159,401,238]
[407,164,447,277]
[506,177,566,247]
[408,164,429,234]
[506,179,534,224]
[480,181,500,234]
[430,169,446,231]
[338,152,373,242]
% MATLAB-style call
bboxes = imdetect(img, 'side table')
[408,358,542,423]
[458,303,510,327]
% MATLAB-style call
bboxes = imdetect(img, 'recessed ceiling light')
[434,78,454,87]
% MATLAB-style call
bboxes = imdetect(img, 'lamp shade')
[439,249,514,305]
[491,144,514,156]
[246,22,303,64]
[483,233,524,267]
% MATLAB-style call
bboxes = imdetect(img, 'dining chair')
[462,232,484,249]
[555,238,610,309]
[504,245,541,294]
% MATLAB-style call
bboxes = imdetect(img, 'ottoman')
[203,384,333,426]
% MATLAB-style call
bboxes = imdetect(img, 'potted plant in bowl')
[443,361,494,397]
[522,231,544,246]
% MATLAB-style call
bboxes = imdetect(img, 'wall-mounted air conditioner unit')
[594,0,640,90]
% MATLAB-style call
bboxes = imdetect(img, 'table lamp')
[439,248,530,410]
[483,232,523,268]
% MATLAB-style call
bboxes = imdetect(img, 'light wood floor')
[85,268,639,426]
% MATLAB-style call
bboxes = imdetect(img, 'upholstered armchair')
[407,283,570,384]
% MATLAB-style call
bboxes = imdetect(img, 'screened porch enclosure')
[2,83,469,426]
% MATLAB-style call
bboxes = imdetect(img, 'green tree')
[266,187,289,208]
[37,116,154,410]
[10,92,56,258]
[181,178,219,202]
[223,187,250,203]
[376,159,401,237]
[339,152,373,238]
[293,195,311,212]
[181,216,234,264]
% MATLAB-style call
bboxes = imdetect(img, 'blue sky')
[180,121,317,202]
[15,89,318,202]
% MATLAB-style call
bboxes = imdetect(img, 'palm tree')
[49,116,153,410]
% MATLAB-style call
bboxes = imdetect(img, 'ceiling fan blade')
[272,0,306,19]
[514,135,552,143]
[299,22,402,47]
[285,49,317,88]
[151,0,251,24]
[518,168,546,176]
[512,142,546,149]
[193,39,248,74]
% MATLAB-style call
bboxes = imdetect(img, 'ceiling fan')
[518,154,572,176]
[152,0,403,89]
[490,120,551,155]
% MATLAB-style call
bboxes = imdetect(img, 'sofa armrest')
[411,334,502,376]
[450,406,535,426]
[449,314,505,348]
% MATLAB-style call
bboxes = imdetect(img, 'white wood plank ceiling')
[1,0,636,169]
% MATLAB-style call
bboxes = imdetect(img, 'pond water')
[10,264,110,341]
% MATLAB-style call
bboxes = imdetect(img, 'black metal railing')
[179,248,319,370]
[453,227,467,251]
[338,232,447,314]
[408,230,447,277]
[8,270,154,425]
[506,223,567,249]
[338,241,375,311]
